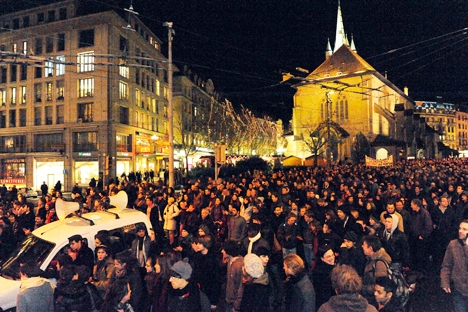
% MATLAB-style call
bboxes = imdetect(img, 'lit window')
[21,86,26,104]
[77,52,94,72]
[119,60,129,78]
[45,61,54,77]
[119,81,128,99]
[78,78,94,98]
[56,56,65,76]
[10,87,16,105]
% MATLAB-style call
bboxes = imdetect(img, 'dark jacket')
[284,270,316,312]
[167,280,201,312]
[277,222,299,249]
[377,227,409,265]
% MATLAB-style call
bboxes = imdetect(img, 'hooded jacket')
[377,214,409,264]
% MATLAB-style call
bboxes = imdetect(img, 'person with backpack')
[361,235,392,305]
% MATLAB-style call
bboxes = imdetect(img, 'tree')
[351,132,371,164]
[301,125,327,167]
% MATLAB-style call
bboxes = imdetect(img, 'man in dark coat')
[68,234,94,273]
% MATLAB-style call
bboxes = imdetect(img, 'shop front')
[1,158,26,187]
[35,158,64,190]
[73,152,99,186]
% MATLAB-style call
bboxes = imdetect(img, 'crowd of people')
[2,157,468,311]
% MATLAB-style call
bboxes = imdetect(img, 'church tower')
[329,1,357,56]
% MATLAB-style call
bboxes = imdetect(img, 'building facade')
[0,0,171,190]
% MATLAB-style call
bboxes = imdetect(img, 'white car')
[18,187,38,198]
[0,191,153,311]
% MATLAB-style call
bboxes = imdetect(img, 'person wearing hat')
[240,253,270,312]
[92,244,114,298]
[67,234,94,273]
[167,258,203,312]
[338,231,366,276]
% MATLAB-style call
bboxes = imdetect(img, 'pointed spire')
[325,38,332,59]
[333,0,346,53]
[350,34,357,53]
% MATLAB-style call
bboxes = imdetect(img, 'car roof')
[33,208,151,243]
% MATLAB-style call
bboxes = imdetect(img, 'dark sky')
[3,0,468,122]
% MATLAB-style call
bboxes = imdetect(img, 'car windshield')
[0,235,55,280]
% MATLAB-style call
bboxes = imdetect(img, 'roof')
[371,134,406,147]
[308,45,376,79]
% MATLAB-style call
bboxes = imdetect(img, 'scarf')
[20,277,55,292]
[248,231,261,254]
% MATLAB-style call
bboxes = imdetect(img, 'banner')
[365,155,394,167]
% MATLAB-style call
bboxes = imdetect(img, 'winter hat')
[344,231,358,243]
[170,258,193,280]
[369,214,380,223]
[243,253,264,278]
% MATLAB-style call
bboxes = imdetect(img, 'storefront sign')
[1,178,25,185]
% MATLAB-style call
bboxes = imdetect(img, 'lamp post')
[325,92,333,165]
[164,22,175,187]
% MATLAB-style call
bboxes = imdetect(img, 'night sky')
[2,0,468,122]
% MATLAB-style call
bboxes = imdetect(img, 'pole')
[164,22,175,187]
[326,92,332,165]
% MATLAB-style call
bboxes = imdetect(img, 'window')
[78,78,94,97]
[135,69,140,84]
[0,67,6,83]
[45,61,53,77]
[0,89,5,105]
[0,136,26,153]
[10,87,16,105]
[34,67,42,79]
[56,105,64,124]
[22,41,27,55]
[0,111,5,128]
[135,89,141,107]
[35,133,63,152]
[23,16,30,28]
[46,82,53,101]
[119,36,127,52]
[119,106,129,124]
[78,29,95,48]
[56,80,64,100]
[77,52,94,72]
[59,8,67,20]
[48,10,55,23]
[20,64,27,80]
[13,19,19,30]
[34,107,41,125]
[37,12,45,24]
[155,80,160,96]
[9,109,16,127]
[19,109,26,127]
[77,103,93,122]
[56,56,65,76]
[119,60,128,78]
[21,86,26,104]
[46,36,54,53]
[73,131,97,152]
[57,33,65,51]
[45,106,53,125]
[10,65,17,82]
[116,134,131,152]
[34,38,43,55]
[34,83,42,102]
[119,81,128,99]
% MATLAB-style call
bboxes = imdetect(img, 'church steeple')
[326,0,357,57]
[325,38,332,59]
[333,0,346,53]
